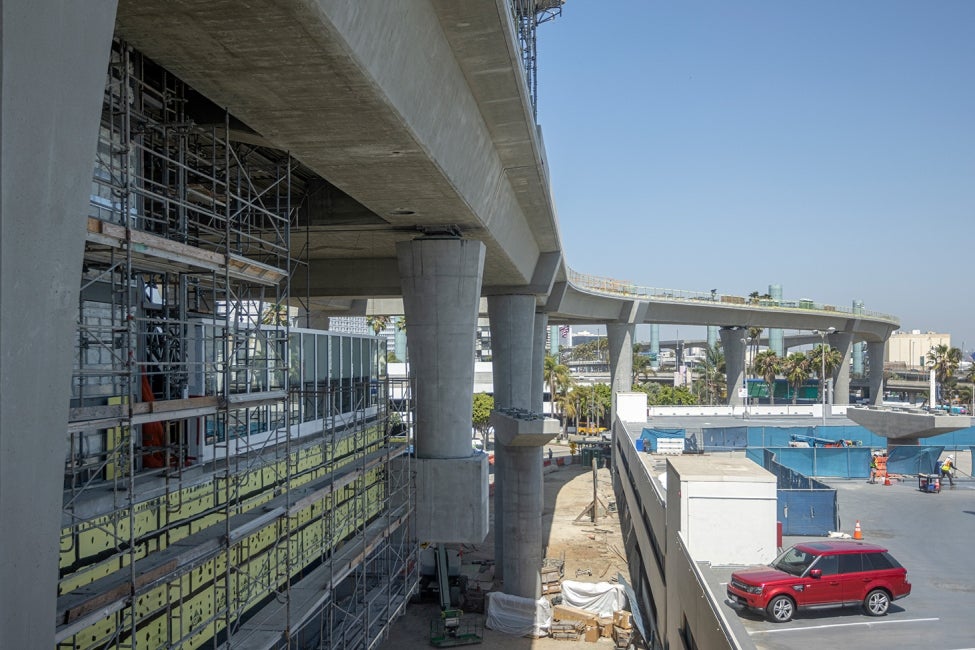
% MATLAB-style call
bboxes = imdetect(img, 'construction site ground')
[378,450,631,649]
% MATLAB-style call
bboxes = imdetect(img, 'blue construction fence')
[701,424,975,451]
[760,449,838,536]
[638,427,685,452]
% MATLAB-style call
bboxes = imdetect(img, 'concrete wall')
[614,423,777,649]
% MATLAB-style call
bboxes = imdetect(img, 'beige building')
[886,330,951,370]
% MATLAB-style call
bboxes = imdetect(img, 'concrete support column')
[706,326,718,350]
[1,4,117,646]
[531,313,549,414]
[830,332,854,406]
[491,411,559,600]
[719,328,747,406]
[397,237,488,542]
[487,294,536,583]
[488,295,536,411]
[867,341,886,405]
[607,323,635,426]
[650,324,660,370]
[768,284,784,356]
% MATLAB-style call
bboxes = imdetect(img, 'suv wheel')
[864,588,890,616]
[766,595,795,622]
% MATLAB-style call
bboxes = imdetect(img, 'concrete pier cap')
[847,406,972,446]
[491,408,560,447]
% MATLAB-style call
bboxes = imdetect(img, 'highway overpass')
[1,2,898,648]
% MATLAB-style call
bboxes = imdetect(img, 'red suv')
[726,540,911,623]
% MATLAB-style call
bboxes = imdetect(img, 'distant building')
[328,315,371,336]
[885,330,951,370]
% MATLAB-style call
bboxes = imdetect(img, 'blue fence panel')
[816,447,873,478]
[778,490,838,536]
[640,427,685,452]
[887,446,943,476]
[770,447,816,476]
[745,447,765,466]
[702,426,747,449]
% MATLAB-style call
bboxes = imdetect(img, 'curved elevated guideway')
[2,2,904,649]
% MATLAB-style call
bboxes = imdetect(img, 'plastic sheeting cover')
[484,592,552,637]
[560,580,627,619]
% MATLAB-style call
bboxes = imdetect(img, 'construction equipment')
[428,546,482,646]
[789,434,861,448]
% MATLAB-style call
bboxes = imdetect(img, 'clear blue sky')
[537,1,975,352]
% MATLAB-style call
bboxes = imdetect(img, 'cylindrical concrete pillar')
[707,326,718,350]
[1,5,117,646]
[719,328,747,406]
[867,340,886,405]
[488,294,536,411]
[397,237,485,459]
[650,324,660,370]
[532,313,549,414]
[768,284,784,356]
[607,323,635,425]
[488,294,536,582]
[831,332,854,406]
[502,446,545,599]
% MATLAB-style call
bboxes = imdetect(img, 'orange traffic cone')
[853,520,863,540]
[884,474,892,486]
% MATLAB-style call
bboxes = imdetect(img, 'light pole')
[813,327,836,425]
[740,336,749,415]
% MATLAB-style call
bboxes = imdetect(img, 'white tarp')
[560,580,627,619]
[484,591,552,637]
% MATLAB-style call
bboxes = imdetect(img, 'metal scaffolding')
[510,0,565,119]
[57,40,417,650]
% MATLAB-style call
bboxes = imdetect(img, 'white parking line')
[750,617,939,634]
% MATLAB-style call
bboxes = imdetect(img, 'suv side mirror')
[809,569,822,579]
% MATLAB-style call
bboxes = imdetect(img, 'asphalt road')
[717,476,975,650]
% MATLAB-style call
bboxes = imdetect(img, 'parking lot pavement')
[711,478,975,650]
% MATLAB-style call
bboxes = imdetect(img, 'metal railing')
[565,267,898,323]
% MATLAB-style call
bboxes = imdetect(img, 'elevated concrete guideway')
[114,0,899,346]
[2,3,903,648]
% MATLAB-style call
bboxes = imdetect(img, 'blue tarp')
[640,427,685,452]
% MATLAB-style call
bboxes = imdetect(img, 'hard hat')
[947,455,954,460]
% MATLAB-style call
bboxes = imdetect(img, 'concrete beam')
[847,407,972,445]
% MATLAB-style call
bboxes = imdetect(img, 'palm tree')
[751,350,781,405]
[544,354,573,418]
[260,303,289,326]
[553,392,578,439]
[809,343,842,402]
[746,327,764,375]
[782,352,811,405]
[632,346,655,384]
[697,343,725,405]
[926,344,962,405]
[365,315,392,336]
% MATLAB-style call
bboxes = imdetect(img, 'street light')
[812,327,836,425]
[740,336,749,416]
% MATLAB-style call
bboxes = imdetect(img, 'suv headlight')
[744,584,763,595]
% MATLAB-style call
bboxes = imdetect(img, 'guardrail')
[565,267,897,323]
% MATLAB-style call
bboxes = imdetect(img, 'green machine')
[428,546,482,646]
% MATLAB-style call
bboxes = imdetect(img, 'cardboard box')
[554,604,597,626]
[584,625,599,643]
[613,624,633,646]
[613,609,633,630]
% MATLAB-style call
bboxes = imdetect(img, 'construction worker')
[869,456,879,484]
[940,455,956,487]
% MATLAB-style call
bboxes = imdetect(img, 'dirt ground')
[378,456,630,649]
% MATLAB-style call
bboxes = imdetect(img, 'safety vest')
[942,461,952,472]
